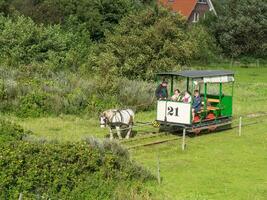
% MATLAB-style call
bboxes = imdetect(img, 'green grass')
[0,115,104,141]
[129,66,267,200]
[131,119,267,200]
[1,66,267,199]
[0,111,157,142]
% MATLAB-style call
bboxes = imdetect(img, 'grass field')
[131,119,267,200]
[1,66,267,199]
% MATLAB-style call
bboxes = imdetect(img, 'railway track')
[119,112,267,149]
[120,133,179,149]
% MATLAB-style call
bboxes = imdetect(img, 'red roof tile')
[159,0,197,18]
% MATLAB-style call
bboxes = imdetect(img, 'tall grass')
[117,78,156,111]
[0,67,158,117]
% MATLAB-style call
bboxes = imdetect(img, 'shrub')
[0,66,160,117]
[116,78,156,111]
[0,15,91,71]
[17,92,50,118]
[0,140,154,199]
[0,119,25,143]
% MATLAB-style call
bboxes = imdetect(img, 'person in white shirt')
[171,89,182,102]
[182,91,192,103]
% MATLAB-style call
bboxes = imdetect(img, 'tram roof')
[157,70,235,78]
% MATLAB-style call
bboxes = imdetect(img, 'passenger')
[155,81,168,100]
[182,91,192,103]
[192,90,202,119]
[171,89,182,102]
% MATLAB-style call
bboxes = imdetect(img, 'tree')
[0,0,154,41]
[0,15,91,70]
[88,7,194,80]
[203,0,267,58]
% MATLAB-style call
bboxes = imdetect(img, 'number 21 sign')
[168,106,179,117]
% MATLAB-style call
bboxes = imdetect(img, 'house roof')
[157,70,235,78]
[159,0,217,18]
[159,0,197,18]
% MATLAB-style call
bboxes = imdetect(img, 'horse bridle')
[100,115,108,126]
[100,110,126,126]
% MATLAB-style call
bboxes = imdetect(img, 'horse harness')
[106,109,132,127]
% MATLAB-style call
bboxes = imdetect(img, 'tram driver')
[155,80,168,100]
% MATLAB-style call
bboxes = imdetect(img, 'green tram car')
[156,70,235,133]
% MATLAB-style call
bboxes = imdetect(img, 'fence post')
[239,117,242,136]
[230,57,234,67]
[256,59,260,67]
[157,154,161,184]
[18,193,23,200]
[182,128,186,151]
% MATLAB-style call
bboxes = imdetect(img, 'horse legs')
[125,125,132,139]
[116,126,122,140]
[109,127,113,140]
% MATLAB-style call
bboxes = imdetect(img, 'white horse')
[100,109,134,140]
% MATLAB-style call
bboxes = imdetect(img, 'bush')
[0,66,159,117]
[0,15,91,71]
[0,139,154,199]
[16,92,49,118]
[117,78,156,111]
[0,119,25,143]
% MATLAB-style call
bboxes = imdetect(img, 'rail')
[117,112,267,149]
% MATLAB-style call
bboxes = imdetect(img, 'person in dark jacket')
[155,81,168,100]
[192,90,202,119]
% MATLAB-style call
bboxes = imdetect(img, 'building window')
[198,0,207,3]
[193,12,200,22]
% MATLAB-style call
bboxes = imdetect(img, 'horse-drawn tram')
[156,70,235,134]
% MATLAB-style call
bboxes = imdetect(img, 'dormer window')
[198,0,207,3]
[193,12,200,22]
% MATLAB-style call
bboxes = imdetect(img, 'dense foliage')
[0,0,265,117]
[0,67,156,117]
[203,0,267,58]
[88,8,218,80]
[0,15,90,71]
[0,119,25,143]
[0,0,154,41]
[0,119,153,199]
[0,1,265,198]
[0,139,153,199]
